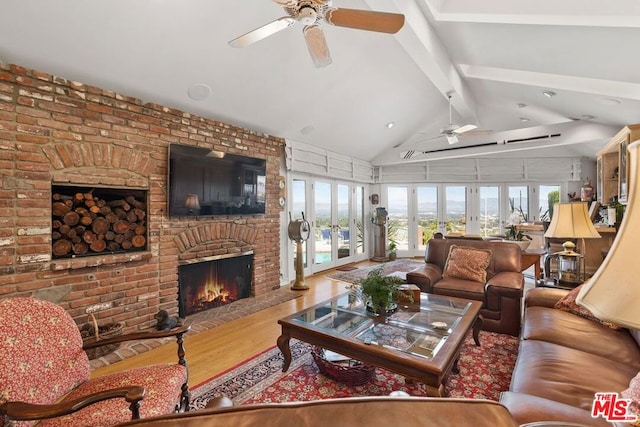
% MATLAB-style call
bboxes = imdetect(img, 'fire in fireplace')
[178,253,253,317]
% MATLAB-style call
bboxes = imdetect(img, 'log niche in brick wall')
[51,187,148,258]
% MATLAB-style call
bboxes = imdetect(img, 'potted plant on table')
[503,224,532,251]
[387,240,397,261]
[503,197,533,251]
[354,267,405,316]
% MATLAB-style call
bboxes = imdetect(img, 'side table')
[520,248,545,281]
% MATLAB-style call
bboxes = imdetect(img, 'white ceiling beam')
[363,0,478,123]
[460,64,640,101]
[423,0,640,27]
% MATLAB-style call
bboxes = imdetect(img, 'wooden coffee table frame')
[277,293,482,397]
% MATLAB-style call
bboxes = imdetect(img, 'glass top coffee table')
[277,292,482,397]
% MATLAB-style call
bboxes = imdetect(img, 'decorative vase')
[366,300,398,317]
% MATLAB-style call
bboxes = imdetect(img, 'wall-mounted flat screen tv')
[168,144,266,217]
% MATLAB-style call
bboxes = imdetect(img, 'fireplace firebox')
[178,253,253,317]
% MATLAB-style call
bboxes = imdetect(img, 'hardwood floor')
[91,259,535,388]
[90,263,365,386]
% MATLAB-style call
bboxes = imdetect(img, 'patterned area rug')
[326,259,423,284]
[189,331,518,410]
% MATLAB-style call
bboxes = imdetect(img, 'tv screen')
[168,144,266,217]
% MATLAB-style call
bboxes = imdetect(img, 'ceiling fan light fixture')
[298,6,318,25]
[445,134,458,145]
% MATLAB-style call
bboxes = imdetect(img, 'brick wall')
[0,63,285,332]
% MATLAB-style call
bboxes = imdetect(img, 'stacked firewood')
[51,192,147,257]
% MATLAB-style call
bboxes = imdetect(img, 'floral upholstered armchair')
[0,297,191,427]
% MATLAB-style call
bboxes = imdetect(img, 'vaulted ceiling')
[1,0,640,166]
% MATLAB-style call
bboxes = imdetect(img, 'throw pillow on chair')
[443,245,493,283]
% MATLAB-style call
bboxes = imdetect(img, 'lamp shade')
[543,202,601,239]
[185,193,200,210]
[577,140,640,329]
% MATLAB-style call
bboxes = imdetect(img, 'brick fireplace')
[0,63,285,333]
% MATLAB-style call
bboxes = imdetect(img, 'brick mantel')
[0,63,285,332]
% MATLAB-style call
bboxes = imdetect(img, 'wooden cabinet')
[597,124,640,204]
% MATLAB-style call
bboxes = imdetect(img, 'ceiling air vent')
[407,132,562,157]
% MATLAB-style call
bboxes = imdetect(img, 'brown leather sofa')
[117,396,519,426]
[406,238,524,336]
[500,287,640,426]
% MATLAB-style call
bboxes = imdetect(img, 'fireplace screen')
[178,254,253,317]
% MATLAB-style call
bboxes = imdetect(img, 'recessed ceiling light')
[187,84,212,101]
[520,117,530,122]
[386,122,395,129]
[542,90,556,98]
[300,125,315,135]
[517,103,527,109]
[581,114,596,120]
[598,98,621,106]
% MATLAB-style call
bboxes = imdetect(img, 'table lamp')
[185,193,200,215]
[543,201,600,285]
[577,140,640,329]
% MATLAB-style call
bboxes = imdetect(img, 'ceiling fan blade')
[303,24,332,68]
[464,128,493,136]
[446,134,459,145]
[406,134,445,146]
[228,16,296,48]
[454,124,478,134]
[324,8,405,34]
[272,0,297,6]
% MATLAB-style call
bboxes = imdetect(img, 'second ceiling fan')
[419,92,478,145]
[228,0,405,67]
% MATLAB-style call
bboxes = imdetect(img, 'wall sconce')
[185,194,200,215]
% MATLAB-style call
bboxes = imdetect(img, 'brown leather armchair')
[406,238,524,336]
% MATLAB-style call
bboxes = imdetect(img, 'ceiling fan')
[417,92,478,145]
[228,0,405,68]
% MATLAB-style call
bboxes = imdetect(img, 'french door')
[416,186,438,252]
[290,176,367,276]
[443,185,467,236]
[385,184,466,257]
[384,184,499,255]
